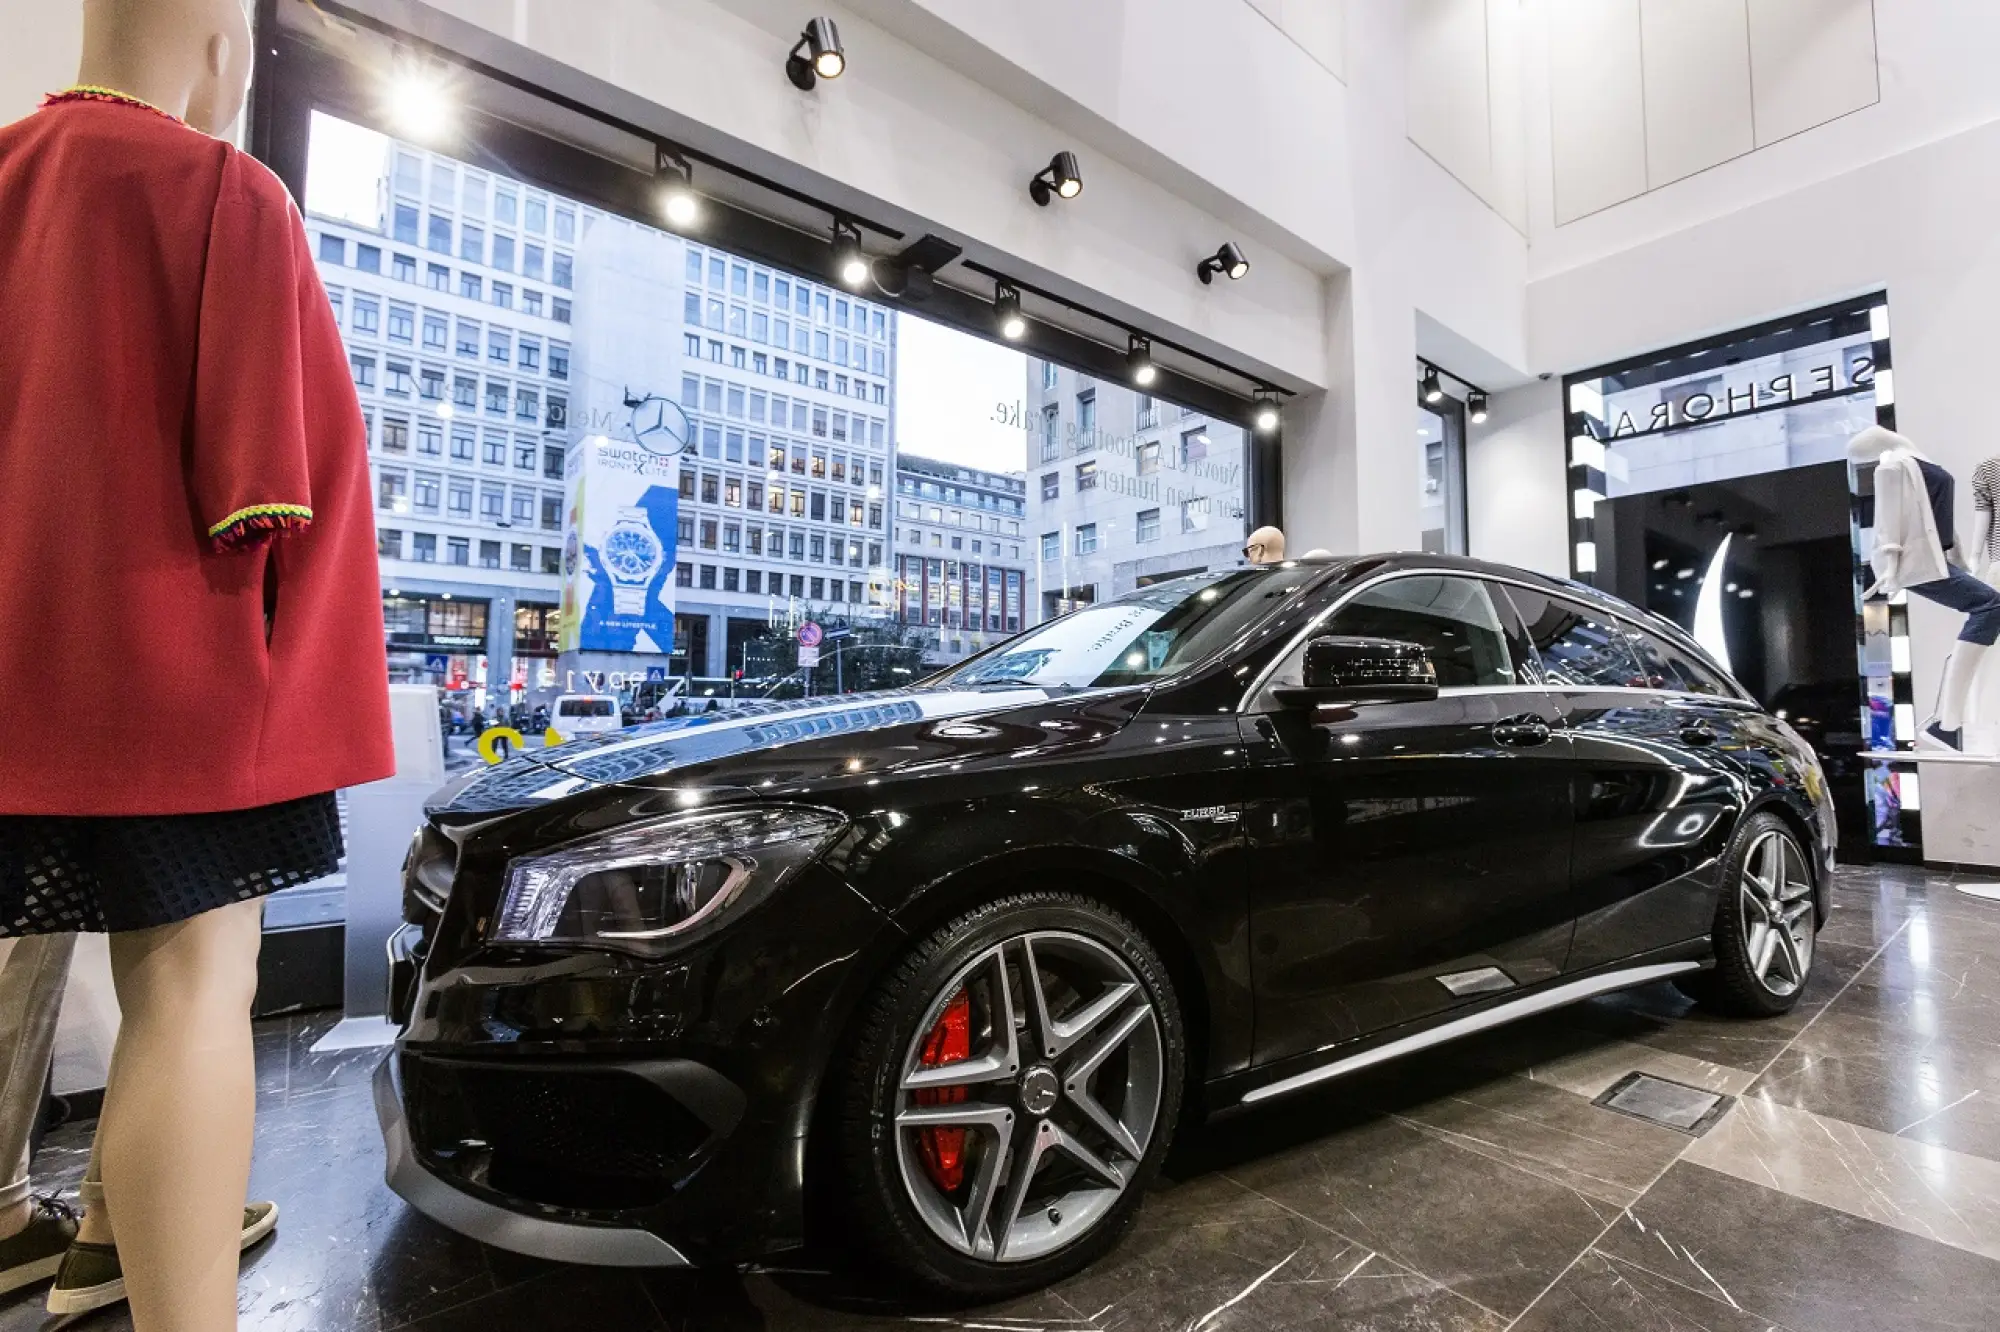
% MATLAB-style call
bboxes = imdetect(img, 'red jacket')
[0,95,394,814]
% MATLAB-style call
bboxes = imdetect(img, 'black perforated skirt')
[0,792,342,935]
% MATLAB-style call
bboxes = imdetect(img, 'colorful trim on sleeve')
[208,504,314,551]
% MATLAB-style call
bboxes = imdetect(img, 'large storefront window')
[302,110,1251,706]
[1565,295,1898,856]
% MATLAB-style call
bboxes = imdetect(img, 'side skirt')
[1217,945,1709,1112]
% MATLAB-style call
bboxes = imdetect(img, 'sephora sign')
[1592,354,1874,440]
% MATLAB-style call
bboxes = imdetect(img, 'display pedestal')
[1863,750,2000,870]
[310,685,442,1056]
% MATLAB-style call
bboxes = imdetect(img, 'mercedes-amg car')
[376,554,1834,1298]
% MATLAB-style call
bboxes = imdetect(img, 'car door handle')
[1493,714,1554,748]
[1680,722,1718,747]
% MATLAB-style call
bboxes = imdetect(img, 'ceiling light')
[1420,366,1444,404]
[1254,392,1280,433]
[656,148,699,228]
[1197,241,1250,284]
[386,65,454,142]
[1652,558,1669,570]
[787,18,845,90]
[832,222,868,288]
[1127,334,1157,387]
[1030,151,1084,206]
[1467,389,1489,423]
[995,284,1026,341]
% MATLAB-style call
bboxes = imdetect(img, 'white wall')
[1466,377,1566,575]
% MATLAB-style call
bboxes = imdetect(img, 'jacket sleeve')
[188,152,317,553]
[1867,456,1908,593]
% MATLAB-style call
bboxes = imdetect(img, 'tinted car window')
[1503,587,1645,688]
[936,568,1313,690]
[1272,575,1517,690]
[1619,625,1686,691]
[1623,623,1737,697]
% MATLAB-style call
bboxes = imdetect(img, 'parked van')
[549,694,622,742]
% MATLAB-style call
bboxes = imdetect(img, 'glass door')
[1416,398,1468,555]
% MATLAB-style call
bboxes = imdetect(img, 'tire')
[1680,812,1819,1018]
[836,892,1185,1299]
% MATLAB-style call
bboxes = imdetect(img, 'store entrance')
[1595,463,1868,855]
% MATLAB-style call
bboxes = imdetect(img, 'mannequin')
[1849,426,2000,750]
[1974,457,2000,589]
[1245,526,1287,563]
[0,1,393,1328]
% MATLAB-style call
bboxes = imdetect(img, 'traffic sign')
[798,621,824,648]
[798,646,821,668]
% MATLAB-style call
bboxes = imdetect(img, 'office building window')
[1136,508,1161,543]
[447,536,470,565]
[479,540,501,569]
[427,263,450,291]
[392,253,416,282]
[459,223,484,263]
[354,244,381,274]
[446,481,470,517]
[377,528,402,559]
[1075,523,1098,555]
[412,533,436,561]
[380,417,409,453]
[422,313,447,350]
[451,428,474,461]
[553,253,573,289]
[511,544,533,571]
[1040,532,1059,561]
[393,203,419,244]
[459,273,482,300]
[427,213,451,253]
[1075,460,1098,491]
[317,234,345,264]
[699,565,717,590]
[1040,472,1059,501]
[541,495,562,529]
[414,474,440,512]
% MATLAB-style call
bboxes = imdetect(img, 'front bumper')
[374,1054,691,1267]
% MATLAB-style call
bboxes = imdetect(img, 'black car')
[377,554,1835,1297]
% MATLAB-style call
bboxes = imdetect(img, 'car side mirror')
[1272,636,1439,708]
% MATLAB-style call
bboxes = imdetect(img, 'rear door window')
[1501,587,1645,689]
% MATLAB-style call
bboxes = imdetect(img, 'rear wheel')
[1681,813,1818,1017]
[836,893,1184,1298]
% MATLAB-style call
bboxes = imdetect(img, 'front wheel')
[836,893,1185,1299]
[1684,813,1819,1017]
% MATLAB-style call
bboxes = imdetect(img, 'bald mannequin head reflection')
[1244,526,1286,564]
[79,0,254,135]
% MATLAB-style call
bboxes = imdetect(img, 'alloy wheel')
[892,931,1164,1263]
[1737,829,1815,997]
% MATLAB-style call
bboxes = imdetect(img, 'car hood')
[427,685,1110,816]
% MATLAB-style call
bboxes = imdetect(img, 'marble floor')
[7,862,2000,1331]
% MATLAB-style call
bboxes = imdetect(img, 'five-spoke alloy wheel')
[838,894,1183,1298]
[1685,811,1820,1017]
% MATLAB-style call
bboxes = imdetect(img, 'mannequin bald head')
[1244,526,1286,564]
[79,0,253,136]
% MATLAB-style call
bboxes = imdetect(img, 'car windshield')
[932,568,1317,690]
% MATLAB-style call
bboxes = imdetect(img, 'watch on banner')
[603,506,663,616]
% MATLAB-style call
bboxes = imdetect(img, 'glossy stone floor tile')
[1599,1161,2000,1331]
[1515,1030,1760,1100]
[1752,1042,2000,1165]
[1358,1068,1690,1209]
[1222,1106,1611,1319]
[1685,1095,2000,1262]
[1511,1251,1804,1332]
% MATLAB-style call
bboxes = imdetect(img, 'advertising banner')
[558,430,681,654]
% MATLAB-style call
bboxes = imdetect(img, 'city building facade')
[308,141,576,713]
[890,453,1028,664]
[1025,361,1249,618]
[309,132,901,698]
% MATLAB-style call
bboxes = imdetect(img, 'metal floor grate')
[1593,1072,1732,1135]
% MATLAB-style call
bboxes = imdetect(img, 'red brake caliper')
[914,988,972,1193]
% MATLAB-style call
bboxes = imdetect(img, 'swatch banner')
[558,434,679,654]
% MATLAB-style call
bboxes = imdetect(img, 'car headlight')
[493,805,844,952]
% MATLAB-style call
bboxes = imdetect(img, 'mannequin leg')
[1938,642,1994,732]
[1908,569,2000,748]
[97,898,262,1332]
[0,935,78,1237]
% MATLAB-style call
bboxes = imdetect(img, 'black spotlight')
[1420,366,1444,404]
[1030,151,1083,206]
[1197,241,1250,284]
[831,220,868,288]
[787,18,845,90]
[1468,389,1490,423]
[1127,334,1157,387]
[657,147,699,228]
[995,284,1026,341]
[1253,392,1280,433]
